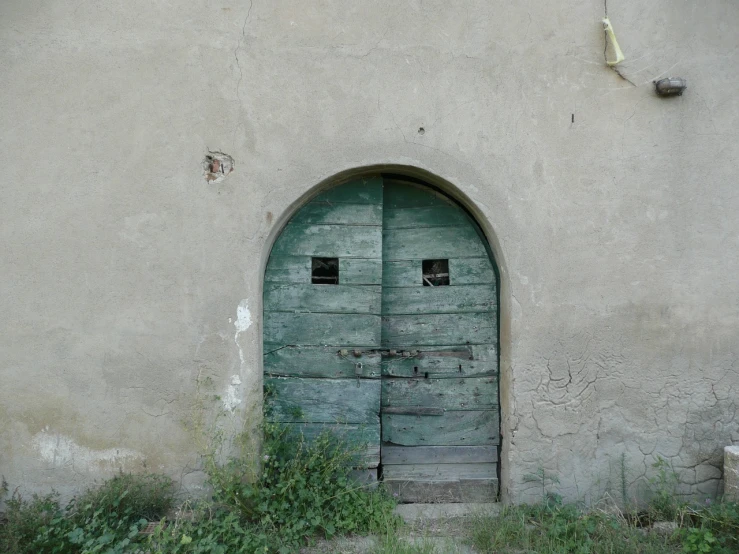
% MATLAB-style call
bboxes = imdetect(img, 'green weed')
[373,533,440,554]
[469,503,677,554]
[648,457,680,521]
[0,473,174,554]
[194,421,399,550]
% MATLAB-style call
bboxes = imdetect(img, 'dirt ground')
[299,517,479,554]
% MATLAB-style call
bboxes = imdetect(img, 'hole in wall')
[204,151,234,183]
[422,259,449,286]
[312,257,339,284]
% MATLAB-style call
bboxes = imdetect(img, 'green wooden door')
[263,177,499,500]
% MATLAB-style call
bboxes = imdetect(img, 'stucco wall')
[1,0,738,504]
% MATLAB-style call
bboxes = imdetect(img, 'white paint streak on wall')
[32,431,143,472]
[224,299,252,412]
[223,374,243,411]
[234,299,252,365]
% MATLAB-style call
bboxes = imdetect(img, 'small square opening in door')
[312,257,339,284]
[422,259,449,286]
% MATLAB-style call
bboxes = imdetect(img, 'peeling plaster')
[225,299,252,412]
[234,299,252,364]
[32,431,143,472]
[223,375,243,411]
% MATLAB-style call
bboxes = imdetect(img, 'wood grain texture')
[265,377,380,424]
[264,312,380,347]
[383,226,487,260]
[264,283,381,315]
[265,346,382,379]
[265,256,382,285]
[381,445,497,465]
[265,255,312,284]
[383,478,498,503]
[381,344,497,378]
[381,377,498,410]
[381,312,496,346]
[382,410,500,446]
[383,205,471,229]
[290,202,382,226]
[382,462,497,481]
[340,258,383,285]
[383,258,496,287]
[271,224,382,259]
[311,177,383,205]
[383,180,451,209]
[381,285,496,315]
[381,407,444,416]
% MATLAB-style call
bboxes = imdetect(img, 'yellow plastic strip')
[602,18,625,66]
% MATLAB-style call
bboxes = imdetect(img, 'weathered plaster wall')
[1,0,737,503]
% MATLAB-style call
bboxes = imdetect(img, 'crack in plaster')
[234,0,254,103]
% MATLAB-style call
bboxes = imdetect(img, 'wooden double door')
[263,176,499,502]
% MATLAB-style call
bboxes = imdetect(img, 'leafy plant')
[682,527,717,553]
[0,491,66,553]
[0,473,174,554]
[648,457,681,520]
[203,422,399,549]
[523,467,561,507]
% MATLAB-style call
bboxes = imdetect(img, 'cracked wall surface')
[1,0,738,504]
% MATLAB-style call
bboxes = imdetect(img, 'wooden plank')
[279,422,380,467]
[381,344,498,378]
[381,377,498,411]
[383,478,498,503]
[311,177,383,205]
[264,346,381,379]
[265,257,381,285]
[265,255,311,283]
[381,313,496,347]
[381,285,496,315]
[382,407,444,416]
[264,283,381,315]
[264,312,380,347]
[381,260,420,288]
[383,205,471,229]
[340,258,382,285]
[383,180,451,209]
[381,445,497,465]
[383,226,487,260]
[383,258,495,287]
[265,377,380,424]
[271,224,381,258]
[382,410,499,446]
[450,258,496,286]
[290,202,382,226]
[382,463,496,481]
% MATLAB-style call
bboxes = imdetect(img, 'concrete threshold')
[395,502,501,521]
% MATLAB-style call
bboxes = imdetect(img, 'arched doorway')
[263,175,500,502]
